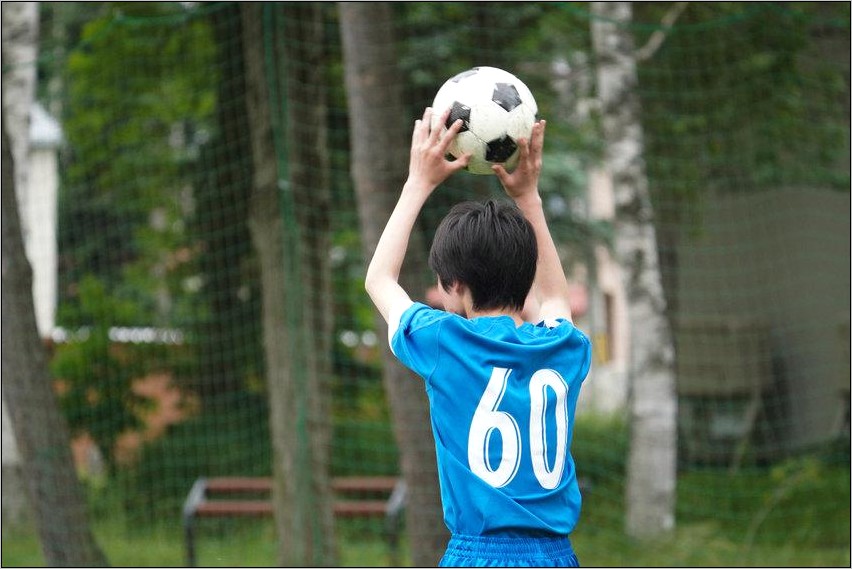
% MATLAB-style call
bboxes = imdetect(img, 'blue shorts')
[439,534,579,567]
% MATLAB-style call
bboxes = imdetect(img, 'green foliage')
[635,2,850,205]
[572,416,849,565]
[57,1,218,328]
[51,275,149,465]
[185,2,263,402]
[397,2,548,95]
[331,418,399,478]
[678,458,851,548]
[573,413,629,485]
[115,391,271,524]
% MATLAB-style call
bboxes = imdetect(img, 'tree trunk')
[240,4,336,564]
[280,3,336,564]
[338,3,448,565]
[1,0,39,532]
[590,1,678,539]
[2,13,108,560]
[193,2,256,406]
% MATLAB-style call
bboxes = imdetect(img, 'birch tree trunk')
[241,4,335,564]
[2,6,108,563]
[590,1,678,539]
[1,0,38,531]
[338,3,449,565]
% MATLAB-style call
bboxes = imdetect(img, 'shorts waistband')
[445,533,574,558]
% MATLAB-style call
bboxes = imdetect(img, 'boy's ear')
[438,277,463,295]
[449,281,466,296]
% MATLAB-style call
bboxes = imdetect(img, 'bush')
[115,392,271,526]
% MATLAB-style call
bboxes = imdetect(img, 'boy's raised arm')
[365,108,469,327]
[493,120,573,323]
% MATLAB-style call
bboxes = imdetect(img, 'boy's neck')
[455,286,525,326]
[467,306,525,327]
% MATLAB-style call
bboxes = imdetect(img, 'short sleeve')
[576,328,593,385]
[387,298,414,346]
[390,302,448,382]
[534,317,593,386]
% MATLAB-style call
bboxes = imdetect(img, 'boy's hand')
[365,108,468,326]
[407,107,470,190]
[492,119,546,201]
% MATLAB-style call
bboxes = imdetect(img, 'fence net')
[2,2,849,566]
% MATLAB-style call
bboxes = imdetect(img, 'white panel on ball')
[430,66,537,175]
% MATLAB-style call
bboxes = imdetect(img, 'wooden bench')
[182,476,406,566]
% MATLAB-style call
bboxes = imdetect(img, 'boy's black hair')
[429,199,537,312]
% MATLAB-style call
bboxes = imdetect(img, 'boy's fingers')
[454,152,472,170]
[440,118,464,151]
[516,136,530,163]
[413,110,430,143]
[418,108,433,140]
[412,119,423,143]
[530,120,546,155]
[431,108,451,143]
[492,163,509,182]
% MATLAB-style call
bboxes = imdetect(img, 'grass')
[5,513,848,567]
[3,412,848,567]
[569,453,850,567]
[2,518,408,567]
[574,522,849,567]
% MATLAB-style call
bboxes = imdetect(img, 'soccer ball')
[431,66,538,175]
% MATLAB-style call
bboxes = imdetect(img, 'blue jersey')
[390,302,592,537]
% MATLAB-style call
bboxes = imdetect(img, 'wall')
[675,188,850,452]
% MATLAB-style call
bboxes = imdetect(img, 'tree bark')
[240,4,336,564]
[2,9,108,560]
[338,2,449,565]
[590,1,678,540]
[193,2,256,406]
[1,0,39,531]
[280,3,336,564]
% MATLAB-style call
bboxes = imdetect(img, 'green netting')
[2,2,848,567]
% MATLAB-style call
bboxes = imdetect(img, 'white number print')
[468,367,570,489]
[467,367,521,488]
[529,369,570,489]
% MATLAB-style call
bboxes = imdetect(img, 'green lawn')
[4,516,848,567]
[572,522,849,567]
[4,445,848,567]
[1,519,407,567]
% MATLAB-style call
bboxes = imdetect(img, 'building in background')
[577,167,630,416]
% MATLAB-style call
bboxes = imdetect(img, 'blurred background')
[2,2,849,566]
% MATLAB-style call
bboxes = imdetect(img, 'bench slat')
[331,476,398,493]
[205,477,272,493]
[333,500,387,517]
[184,476,405,567]
[202,476,399,494]
[196,500,272,517]
[194,499,388,518]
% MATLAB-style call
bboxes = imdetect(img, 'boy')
[365,107,591,567]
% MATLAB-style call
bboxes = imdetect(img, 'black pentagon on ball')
[451,68,479,83]
[486,135,518,162]
[445,101,471,132]
[491,83,522,112]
